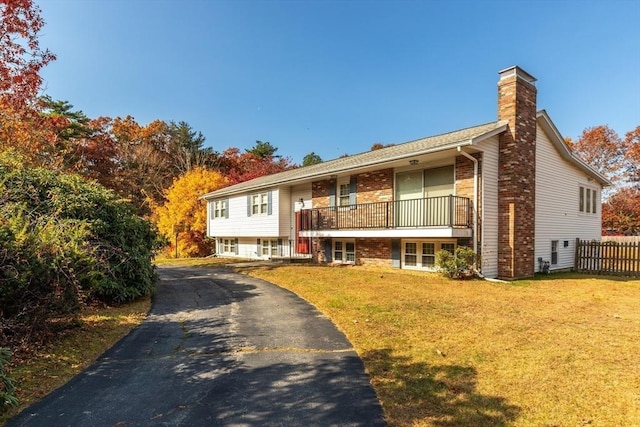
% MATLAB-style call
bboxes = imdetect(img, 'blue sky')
[39,0,639,164]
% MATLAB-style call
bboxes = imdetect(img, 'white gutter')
[457,146,478,256]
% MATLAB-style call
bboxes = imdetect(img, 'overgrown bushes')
[0,154,161,352]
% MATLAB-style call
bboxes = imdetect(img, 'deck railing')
[300,195,472,231]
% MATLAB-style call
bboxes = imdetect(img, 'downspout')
[457,147,478,256]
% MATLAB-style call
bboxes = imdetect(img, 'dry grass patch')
[240,265,640,427]
[1,297,150,425]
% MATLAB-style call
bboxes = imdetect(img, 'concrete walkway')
[7,266,385,426]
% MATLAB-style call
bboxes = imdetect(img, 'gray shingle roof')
[201,120,507,199]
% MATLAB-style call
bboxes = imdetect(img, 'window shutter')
[225,199,229,218]
[391,239,401,268]
[349,176,357,208]
[267,190,273,215]
[324,239,332,263]
[247,195,252,217]
[329,182,336,208]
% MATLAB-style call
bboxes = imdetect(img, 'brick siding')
[356,238,392,267]
[356,169,394,203]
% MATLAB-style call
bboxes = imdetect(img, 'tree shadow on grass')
[362,348,521,427]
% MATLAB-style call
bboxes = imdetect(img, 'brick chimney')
[497,66,537,279]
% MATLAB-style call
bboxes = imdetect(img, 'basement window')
[333,240,355,264]
[402,240,456,270]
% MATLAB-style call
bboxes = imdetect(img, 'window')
[551,240,558,265]
[252,192,268,215]
[212,200,227,219]
[345,242,355,262]
[331,177,356,208]
[261,239,279,257]
[338,182,350,206]
[402,240,456,270]
[404,242,417,266]
[333,240,355,264]
[579,186,598,214]
[422,243,435,267]
[334,241,343,261]
[220,238,236,255]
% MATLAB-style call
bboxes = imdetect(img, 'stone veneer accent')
[497,66,537,279]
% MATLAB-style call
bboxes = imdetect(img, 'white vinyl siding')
[475,136,499,278]
[291,185,312,213]
[209,189,281,238]
[535,124,602,272]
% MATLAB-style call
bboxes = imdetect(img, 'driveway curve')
[7,266,385,426]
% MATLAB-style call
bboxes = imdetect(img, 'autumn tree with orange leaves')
[152,168,228,257]
[217,143,295,185]
[565,125,624,189]
[568,124,640,235]
[0,0,55,107]
[0,0,55,154]
[623,126,640,184]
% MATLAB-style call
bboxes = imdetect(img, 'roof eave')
[469,121,508,145]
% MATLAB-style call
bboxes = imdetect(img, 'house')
[201,66,609,279]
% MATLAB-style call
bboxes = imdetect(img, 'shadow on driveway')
[7,266,384,426]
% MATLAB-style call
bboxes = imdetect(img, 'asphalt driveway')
[7,266,385,426]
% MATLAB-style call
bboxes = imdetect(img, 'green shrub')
[435,246,478,279]
[0,156,161,350]
[0,347,17,411]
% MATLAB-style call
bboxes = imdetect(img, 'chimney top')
[499,66,536,86]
